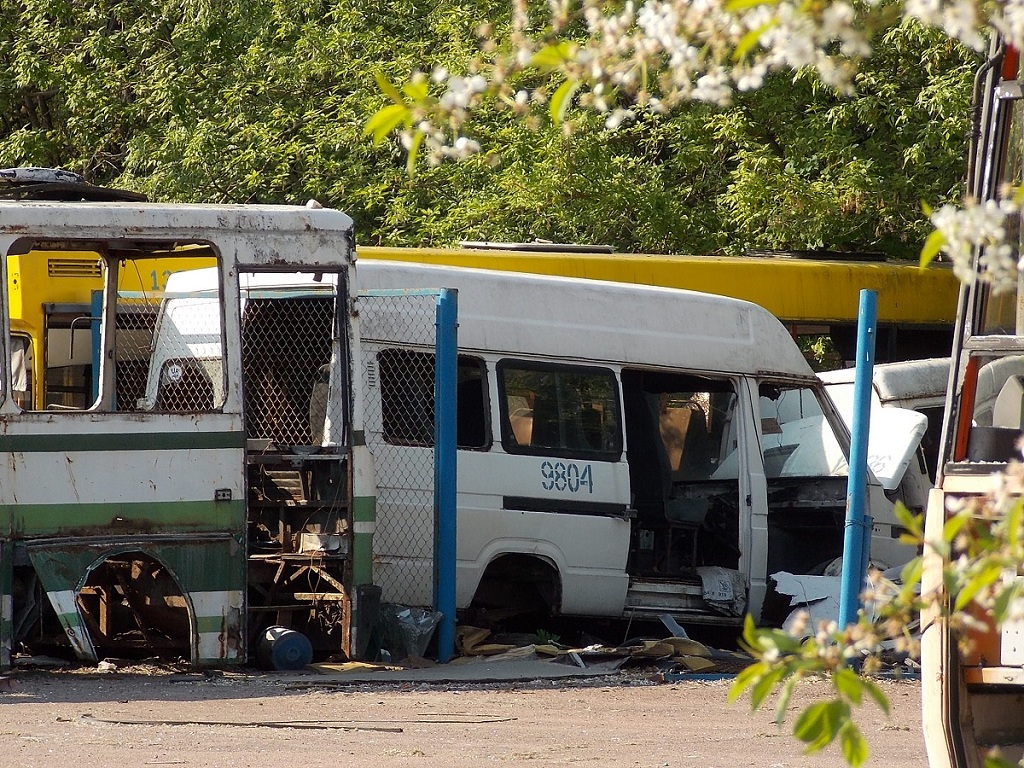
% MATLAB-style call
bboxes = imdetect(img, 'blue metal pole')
[838,289,877,629]
[433,288,458,663]
[90,289,102,405]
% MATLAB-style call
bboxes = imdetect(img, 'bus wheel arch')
[74,549,193,662]
[467,552,562,624]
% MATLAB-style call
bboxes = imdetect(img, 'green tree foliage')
[0,1,979,256]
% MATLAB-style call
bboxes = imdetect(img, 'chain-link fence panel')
[359,292,444,608]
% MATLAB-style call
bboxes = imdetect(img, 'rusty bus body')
[0,201,378,668]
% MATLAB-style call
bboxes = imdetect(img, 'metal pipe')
[838,289,877,629]
[433,288,458,662]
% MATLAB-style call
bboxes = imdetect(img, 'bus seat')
[531,389,561,449]
[966,376,1024,462]
[581,406,605,450]
[507,395,533,446]
[675,405,713,480]
[623,390,673,515]
[992,375,1024,429]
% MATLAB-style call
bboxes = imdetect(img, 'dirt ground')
[0,667,925,768]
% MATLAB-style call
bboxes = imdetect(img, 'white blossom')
[932,199,1020,293]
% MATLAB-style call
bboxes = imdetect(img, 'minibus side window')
[497,361,621,460]
[378,349,490,449]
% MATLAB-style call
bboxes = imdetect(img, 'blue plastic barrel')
[257,626,313,671]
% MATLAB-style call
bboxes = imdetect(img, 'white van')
[820,357,1020,500]
[356,261,921,627]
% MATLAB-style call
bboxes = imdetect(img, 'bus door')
[0,242,247,668]
[621,368,748,621]
[487,359,631,618]
[235,270,354,659]
[751,379,916,625]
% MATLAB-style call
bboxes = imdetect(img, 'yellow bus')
[359,244,959,363]
[12,245,958,411]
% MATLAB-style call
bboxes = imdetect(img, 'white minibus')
[356,261,920,627]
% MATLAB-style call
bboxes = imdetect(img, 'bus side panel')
[368,441,632,616]
[0,413,246,667]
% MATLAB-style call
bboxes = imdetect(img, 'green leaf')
[729,659,770,701]
[839,721,869,768]
[861,678,891,716]
[833,668,864,705]
[894,503,922,534]
[986,752,1023,768]
[774,676,798,726]
[725,0,779,11]
[403,79,429,103]
[363,103,410,145]
[550,79,581,125]
[740,613,759,651]
[530,42,574,72]
[942,511,970,543]
[954,563,1004,612]
[1007,498,1024,549]
[750,666,787,711]
[794,701,829,745]
[374,71,405,106]
[900,557,923,591]
[919,228,945,268]
[794,700,848,753]
[733,22,774,63]
[921,200,934,216]
[992,580,1022,624]
[405,129,424,176]
[898,559,924,604]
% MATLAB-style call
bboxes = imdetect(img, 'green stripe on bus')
[0,431,245,453]
[352,495,376,523]
[352,494,375,585]
[195,615,230,635]
[3,500,246,538]
[52,609,86,629]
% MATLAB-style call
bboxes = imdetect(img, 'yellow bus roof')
[358,247,958,327]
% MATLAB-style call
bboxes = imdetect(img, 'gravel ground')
[0,665,925,768]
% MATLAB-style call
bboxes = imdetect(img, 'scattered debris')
[12,654,72,669]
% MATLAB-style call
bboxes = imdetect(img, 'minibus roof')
[357,260,814,378]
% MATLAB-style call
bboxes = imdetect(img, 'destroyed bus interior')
[3,235,355,667]
[622,370,848,584]
[621,369,742,578]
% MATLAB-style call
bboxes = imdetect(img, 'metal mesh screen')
[241,295,336,446]
[360,292,440,607]
[114,287,225,413]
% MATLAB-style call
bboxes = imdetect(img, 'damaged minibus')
[355,261,921,628]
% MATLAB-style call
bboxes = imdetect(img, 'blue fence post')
[90,289,103,405]
[433,288,458,662]
[838,289,877,630]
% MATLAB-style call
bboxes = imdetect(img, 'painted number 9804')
[540,461,594,493]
